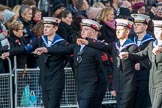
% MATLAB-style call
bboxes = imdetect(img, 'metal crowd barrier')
[12,57,116,108]
[0,57,13,108]
[15,68,43,108]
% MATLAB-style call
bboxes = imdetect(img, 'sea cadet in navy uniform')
[75,19,108,108]
[77,18,138,108]
[119,20,162,108]
[34,17,68,108]
[131,14,154,108]
[34,19,108,108]
[1,18,68,108]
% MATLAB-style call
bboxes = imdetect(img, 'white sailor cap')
[81,19,102,31]
[43,17,61,25]
[115,18,134,28]
[157,2,162,7]
[153,20,162,28]
[131,14,150,24]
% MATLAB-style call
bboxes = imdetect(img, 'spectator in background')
[32,20,44,38]
[101,0,111,7]
[130,0,145,5]
[31,20,44,44]
[157,0,162,2]
[0,9,16,73]
[0,18,5,73]
[76,0,89,18]
[71,0,89,39]
[30,20,44,68]
[19,5,38,68]
[57,10,74,44]
[120,0,132,13]
[96,7,116,93]
[31,7,42,26]
[12,5,21,19]
[66,0,78,16]
[132,2,146,14]
[19,5,33,42]
[0,7,6,73]
[97,7,116,43]
[151,2,162,20]
[92,2,105,8]
[0,8,14,39]
[86,7,102,20]
[110,0,121,17]
[1,21,28,68]
[51,0,65,18]
[22,0,36,8]
[3,9,17,29]
[57,10,74,72]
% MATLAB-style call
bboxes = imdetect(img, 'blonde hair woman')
[12,5,21,19]
[92,2,105,8]
[97,7,116,43]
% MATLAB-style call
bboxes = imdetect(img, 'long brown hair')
[32,20,44,36]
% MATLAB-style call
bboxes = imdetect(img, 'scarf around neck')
[104,20,116,30]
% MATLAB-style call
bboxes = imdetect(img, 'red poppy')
[101,52,108,61]
[15,39,20,45]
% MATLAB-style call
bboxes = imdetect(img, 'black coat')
[19,18,33,43]
[98,22,116,43]
[73,46,107,98]
[57,21,76,44]
[7,34,28,68]
[19,18,38,68]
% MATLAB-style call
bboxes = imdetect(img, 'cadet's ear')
[126,29,130,34]
[53,26,58,31]
[144,24,148,29]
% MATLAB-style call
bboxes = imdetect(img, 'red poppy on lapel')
[101,52,108,61]
[15,39,21,45]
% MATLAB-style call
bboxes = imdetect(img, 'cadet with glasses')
[34,19,108,108]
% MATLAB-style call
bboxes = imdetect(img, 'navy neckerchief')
[134,33,154,47]
[153,40,162,48]
[115,38,136,54]
[42,34,64,47]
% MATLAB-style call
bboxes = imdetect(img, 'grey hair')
[19,5,31,16]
